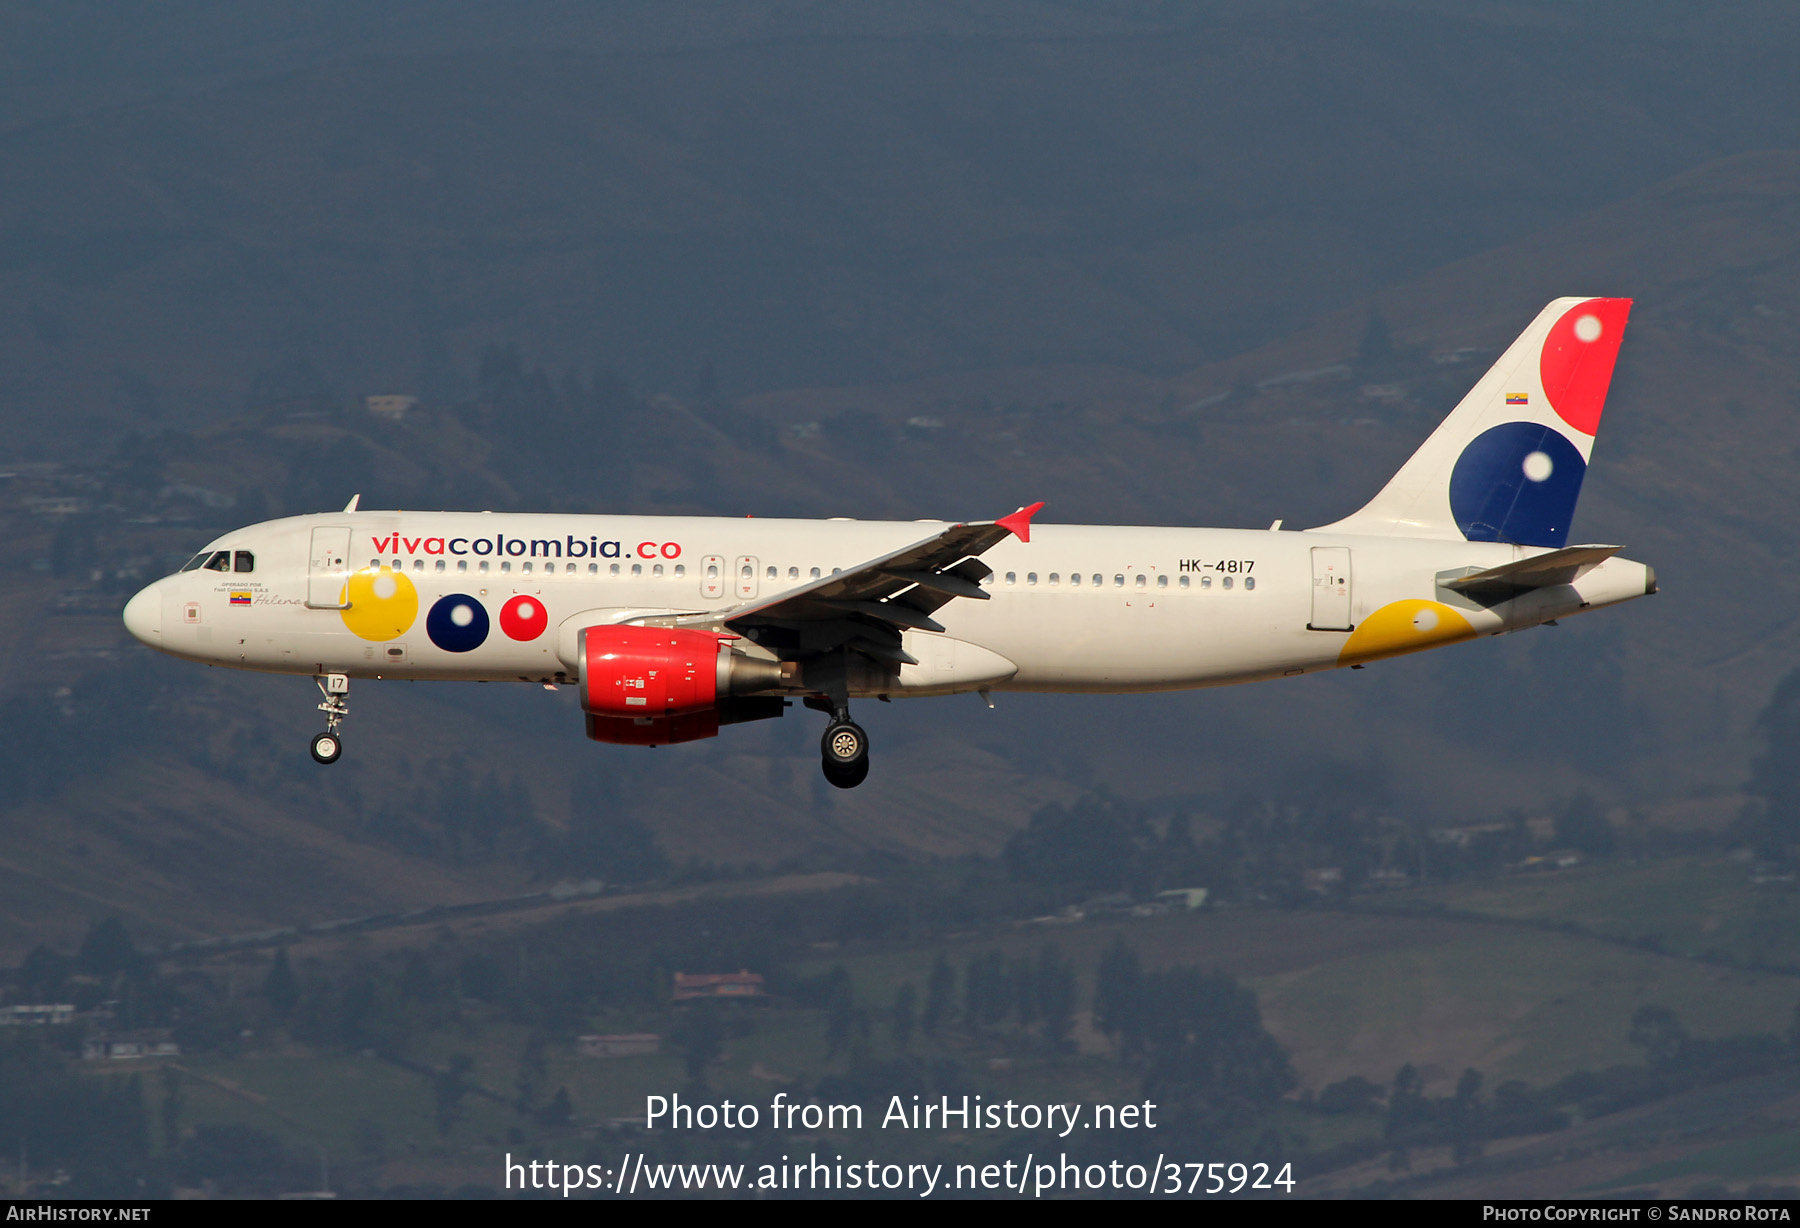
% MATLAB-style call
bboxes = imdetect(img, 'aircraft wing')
[719,503,1042,662]
[1440,544,1622,604]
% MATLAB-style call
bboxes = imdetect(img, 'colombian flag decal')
[230,591,252,605]
[1505,392,1529,405]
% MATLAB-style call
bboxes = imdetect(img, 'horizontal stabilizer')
[1439,544,1622,604]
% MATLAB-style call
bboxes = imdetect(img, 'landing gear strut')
[311,674,348,765]
[819,707,869,790]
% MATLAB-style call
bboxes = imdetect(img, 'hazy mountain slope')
[5,6,1799,445]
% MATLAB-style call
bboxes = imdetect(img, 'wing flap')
[720,503,1041,644]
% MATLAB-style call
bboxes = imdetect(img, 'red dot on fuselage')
[499,594,548,641]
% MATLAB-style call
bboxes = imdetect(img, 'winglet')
[995,501,1045,543]
[343,494,361,513]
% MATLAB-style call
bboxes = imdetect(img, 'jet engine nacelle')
[579,625,791,719]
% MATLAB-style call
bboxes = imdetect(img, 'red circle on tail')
[1538,297,1631,436]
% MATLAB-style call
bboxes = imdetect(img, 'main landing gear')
[807,696,870,789]
[311,673,348,765]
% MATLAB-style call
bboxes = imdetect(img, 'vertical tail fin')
[1316,297,1632,547]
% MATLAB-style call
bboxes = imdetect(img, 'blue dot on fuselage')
[1448,423,1587,548]
[426,594,490,652]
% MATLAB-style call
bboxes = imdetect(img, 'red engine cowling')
[585,710,721,746]
[582,626,724,718]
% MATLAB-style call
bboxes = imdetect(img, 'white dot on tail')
[1412,608,1439,632]
[451,604,473,627]
[1523,451,1554,482]
[373,574,397,599]
[518,602,536,620]
[1574,314,1602,342]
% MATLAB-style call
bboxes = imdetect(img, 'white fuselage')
[123,511,1653,695]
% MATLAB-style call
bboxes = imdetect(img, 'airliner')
[123,297,1654,787]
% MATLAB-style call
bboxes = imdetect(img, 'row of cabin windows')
[1000,571,1254,591]
[358,559,850,581]
[182,550,254,573]
[373,558,696,577]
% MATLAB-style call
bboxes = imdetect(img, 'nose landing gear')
[311,674,348,765]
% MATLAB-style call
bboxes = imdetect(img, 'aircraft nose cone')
[122,585,162,645]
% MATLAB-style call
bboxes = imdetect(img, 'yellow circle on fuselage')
[1338,599,1476,667]
[339,566,418,641]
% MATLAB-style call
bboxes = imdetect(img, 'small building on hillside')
[579,1033,661,1058]
[365,394,418,421]
[672,971,764,1001]
[83,1030,180,1061]
[0,1004,76,1026]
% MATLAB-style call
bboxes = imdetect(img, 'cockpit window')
[202,551,231,572]
[234,550,255,573]
[179,552,210,572]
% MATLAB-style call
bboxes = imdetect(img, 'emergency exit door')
[733,556,759,600]
[1309,547,1353,631]
[306,526,353,609]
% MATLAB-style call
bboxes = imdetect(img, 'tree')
[1357,312,1397,371]
[77,918,137,978]
[671,1003,724,1086]
[1450,1068,1485,1164]
[1093,939,1144,1054]
[433,1054,474,1136]
[1629,1004,1688,1067]
[891,982,918,1053]
[1746,668,1800,848]
[263,949,298,1017]
[921,955,956,1035]
[159,1066,183,1154]
[515,1033,548,1111]
[538,1086,573,1127]
[1035,946,1077,1050]
[1554,792,1615,856]
[963,952,1009,1033]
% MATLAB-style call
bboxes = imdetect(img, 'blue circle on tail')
[425,594,490,652]
[1448,423,1586,548]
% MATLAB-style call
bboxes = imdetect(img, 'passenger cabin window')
[458,560,469,573]
[1113,574,1124,587]
[1048,573,1060,585]
[1027,572,1038,586]
[811,568,821,579]
[435,559,446,573]
[1005,572,1016,585]
[1091,574,1101,587]
[522,562,533,574]
[1134,574,1146,588]
[479,560,490,574]
[1244,576,1256,591]
[1201,575,1212,589]
[588,563,598,574]
[766,565,777,580]
[631,563,642,576]
[413,559,424,572]
[1222,575,1234,590]
[674,564,686,578]
[1070,573,1081,587]
[233,550,255,573]
[788,566,799,580]
[1157,574,1168,588]
[610,564,621,577]
[501,561,511,573]
[653,564,664,577]
[1179,575,1190,589]
[202,551,231,572]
